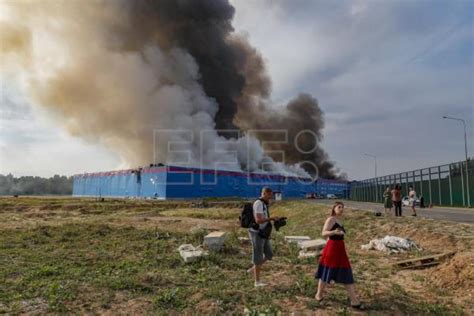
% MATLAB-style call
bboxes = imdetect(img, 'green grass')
[0,197,470,314]
[159,208,239,220]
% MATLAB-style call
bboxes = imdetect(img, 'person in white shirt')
[408,186,417,217]
[248,187,279,287]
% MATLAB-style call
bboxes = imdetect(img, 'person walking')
[383,186,392,215]
[314,201,364,309]
[248,187,279,287]
[391,185,402,217]
[409,186,417,216]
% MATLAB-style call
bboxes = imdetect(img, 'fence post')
[428,168,432,206]
[367,180,370,202]
[362,181,365,201]
[448,164,453,206]
[438,166,442,206]
[363,181,365,201]
[371,179,374,202]
[460,161,466,206]
[466,160,471,207]
[363,182,365,201]
[368,180,371,202]
[375,177,378,203]
[419,169,423,197]
[405,173,409,196]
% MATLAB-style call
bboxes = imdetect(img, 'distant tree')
[0,174,73,195]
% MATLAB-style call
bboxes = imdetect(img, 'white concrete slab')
[298,239,326,250]
[285,236,311,244]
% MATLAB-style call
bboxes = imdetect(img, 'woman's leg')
[315,279,326,300]
[344,283,360,305]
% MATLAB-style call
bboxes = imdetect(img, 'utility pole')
[364,153,378,202]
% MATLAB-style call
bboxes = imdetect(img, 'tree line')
[0,174,73,195]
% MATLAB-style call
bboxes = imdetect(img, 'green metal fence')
[350,159,473,207]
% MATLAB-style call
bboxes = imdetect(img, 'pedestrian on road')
[391,184,402,216]
[409,186,417,216]
[383,186,392,215]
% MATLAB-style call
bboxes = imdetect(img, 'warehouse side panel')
[164,166,319,199]
[141,167,167,199]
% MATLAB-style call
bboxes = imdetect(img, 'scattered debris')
[394,251,456,269]
[178,244,208,263]
[298,239,326,251]
[191,201,209,208]
[361,235,421,253]
[203,231,228,251]
[155,231,171,240]
[285,236,311,244]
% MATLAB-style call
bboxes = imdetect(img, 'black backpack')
[239,202,255,228]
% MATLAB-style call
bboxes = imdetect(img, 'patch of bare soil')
[428,252,474,287]
[427,252,474,308]
[98,292,152,316]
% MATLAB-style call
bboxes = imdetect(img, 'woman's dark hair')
[331,201,344,216]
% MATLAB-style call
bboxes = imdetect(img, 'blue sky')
[1,0,473,179]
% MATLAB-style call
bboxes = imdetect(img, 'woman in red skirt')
[315,201,363,309]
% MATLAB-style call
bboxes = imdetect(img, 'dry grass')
[0,197,472,315]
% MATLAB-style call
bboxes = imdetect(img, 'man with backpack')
[244,187,279,287]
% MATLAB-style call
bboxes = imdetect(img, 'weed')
[152,288,187,311]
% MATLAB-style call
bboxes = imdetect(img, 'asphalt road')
[311,199,474,224]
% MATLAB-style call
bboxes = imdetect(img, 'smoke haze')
[0,0,339,179]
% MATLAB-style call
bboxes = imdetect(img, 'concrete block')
[298,250,320,259]
[298,239,326,250]
[285,236,311,244]
[203,231,228,251]
[178,244,207,263]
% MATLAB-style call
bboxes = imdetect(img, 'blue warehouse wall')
[73,169,167,198]
[141,167,167,199]
[73,165,349,199]
[164,166,318,199]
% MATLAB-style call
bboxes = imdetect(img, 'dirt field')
[0,197,472,315]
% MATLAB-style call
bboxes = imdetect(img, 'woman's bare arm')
[321,217,342,238]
